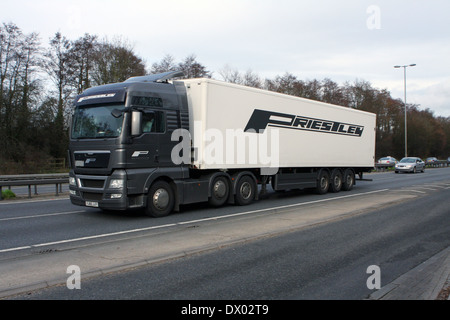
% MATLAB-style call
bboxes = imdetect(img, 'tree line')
[1,22,449,173]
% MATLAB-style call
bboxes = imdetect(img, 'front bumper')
[395,166,415,172]
[69,170,135,210]
[70,193,128,210]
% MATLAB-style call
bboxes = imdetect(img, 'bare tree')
[321,78,347,106]
[265,72,302,96]
[16,31,41,143]
[150,54,177,74]
[241,69,263,88]
[42,32,75,158]
[178,54,211,79]
[71,33,98,93]
[92,36,146,85]
[43,32,75,116]
[0,22,23,144]
[217,64,242,84]
[0,23,42,161]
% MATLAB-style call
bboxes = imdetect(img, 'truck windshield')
[72,104,125,139]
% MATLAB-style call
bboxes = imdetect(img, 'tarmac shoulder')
[369,246,450,300]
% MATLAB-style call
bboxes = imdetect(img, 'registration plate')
[86,201,99,208]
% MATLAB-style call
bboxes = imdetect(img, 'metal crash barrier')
[0,173,68,200]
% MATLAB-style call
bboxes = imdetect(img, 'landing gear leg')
[259,175,269,200]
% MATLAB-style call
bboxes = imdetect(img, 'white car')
[395,157,425,174]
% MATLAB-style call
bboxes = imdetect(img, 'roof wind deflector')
[125,71,185,83]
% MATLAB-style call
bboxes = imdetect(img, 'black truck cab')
[68,71,191,214]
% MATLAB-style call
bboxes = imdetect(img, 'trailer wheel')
[209,176,230,207]
[316,170,330,195]
[235,175,256,206]
[145,180,175,218]
[329,169,343,193]
[342,169,355,191]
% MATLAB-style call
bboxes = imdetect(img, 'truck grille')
[80,179,105,188]
[82,192,103,201]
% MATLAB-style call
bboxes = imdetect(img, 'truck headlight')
[69,177,76,186]
[109,179,124,189]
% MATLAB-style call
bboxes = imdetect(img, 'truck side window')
[142,111,165,133]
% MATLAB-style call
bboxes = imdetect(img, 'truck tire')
[342,169,355,191]
[234,175,256,206]
[315,169,330,195]
[145,180,175,218]
[329,169,343,193]
[209,176,230,207]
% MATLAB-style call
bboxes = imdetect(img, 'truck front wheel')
[145,180,175,218]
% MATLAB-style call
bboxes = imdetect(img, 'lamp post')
[394,64,416,158]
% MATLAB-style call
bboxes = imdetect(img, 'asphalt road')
[1,167,450,301]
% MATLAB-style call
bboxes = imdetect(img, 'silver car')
[395,157,425,174]
[377,156,398,165]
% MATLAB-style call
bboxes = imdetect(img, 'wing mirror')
[131,111,142,136]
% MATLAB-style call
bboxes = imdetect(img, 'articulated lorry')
[68,71,376,217]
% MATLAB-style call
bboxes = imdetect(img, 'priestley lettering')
[245,109,364,137]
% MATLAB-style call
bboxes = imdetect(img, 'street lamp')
[394,64,416,158]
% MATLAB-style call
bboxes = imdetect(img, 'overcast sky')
[2,0,450,117]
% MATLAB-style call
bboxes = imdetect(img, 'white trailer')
[180,78,376,171]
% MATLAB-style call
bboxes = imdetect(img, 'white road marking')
[0,189,389,253]
[396,189,426,194]
[0,211,85,222]
[0,197,69,205]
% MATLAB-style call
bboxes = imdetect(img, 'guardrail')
[425,160,450,168]
[0,173,69,200]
